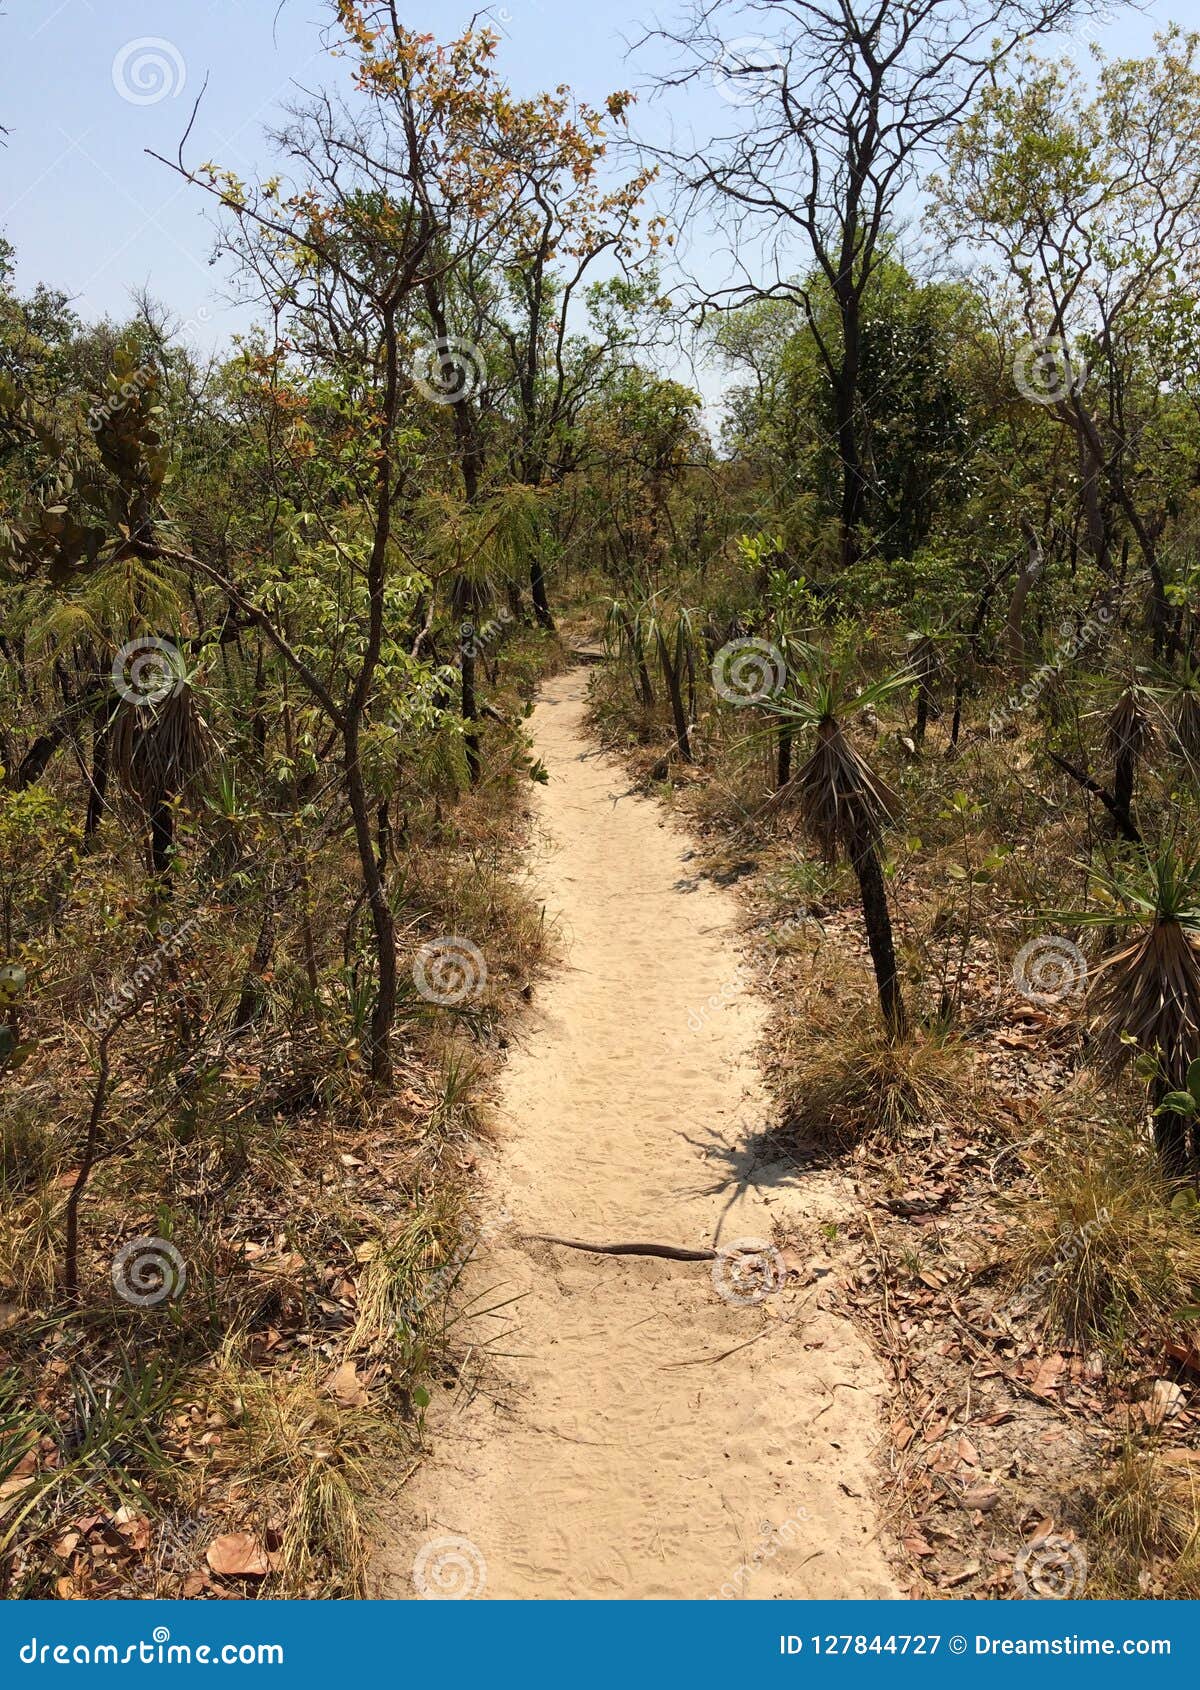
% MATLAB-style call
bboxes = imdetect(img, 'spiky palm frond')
[1084,851,1200,1089]
[759,658,909,850]
[766,661,916,733]
[794,718,899,863]
[110,685,211,814]
[760,656,910,1038]
[1142,657,1200,760]
[1104,684,1156,764]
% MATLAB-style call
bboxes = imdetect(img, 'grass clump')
[778,1006,971,1144]
[1001,1109,1200,1349]
[1080,1441,1200,1598]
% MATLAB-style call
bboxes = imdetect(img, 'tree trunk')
[530,554,555,630]
[150,800,174,879]
[234,898,277,1030]
[655,625,693,763]
[1007,524,1043,673]
[84,706,112,839]
[343,732,396,1085]
[851,838,908,1041]
[65,1041,111,1296]
[1112,747,1136,837]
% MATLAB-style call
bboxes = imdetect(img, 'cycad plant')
[1104,682,1155,839]
[905,612,943,747]
[1144,656,1200,764]
[606,594,696,762]
[763,662,911,1040]
[1083,849,1200,1178]
[111,675,210,877]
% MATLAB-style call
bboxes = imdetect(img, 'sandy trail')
[380,667,897,1600]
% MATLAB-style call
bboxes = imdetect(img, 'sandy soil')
[379,667,898,1600]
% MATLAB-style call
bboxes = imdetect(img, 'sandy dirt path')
[380,667,897,1600]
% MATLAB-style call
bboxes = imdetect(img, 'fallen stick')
[524,1234,718,1261]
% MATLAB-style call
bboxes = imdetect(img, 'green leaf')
[1156,1091,1198,1116]
[411,1385,431,1410]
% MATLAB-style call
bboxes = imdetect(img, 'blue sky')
[0,0,1179,366]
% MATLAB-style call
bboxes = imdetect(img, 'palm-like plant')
[1143,656,1200,764]
[905,611,944,747]
[423,483,541,783]
[763,662,911,1040]
[1082,850,1200,1177]
[110,678,210,877]
[604,596,655,711]
[1104,682,1155,838]
[606,593,697,763]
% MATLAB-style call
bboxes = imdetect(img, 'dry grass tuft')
[1080,1441,1200,1598]
[777,1008,972,1145]
[1001,1107,1200,1349]
[203,1350,398,1598]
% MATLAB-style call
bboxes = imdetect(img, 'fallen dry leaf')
[206,1532,277,1579]
[324,1361,369,1409]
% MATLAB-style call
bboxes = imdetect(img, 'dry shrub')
[1080,1441,1200,1598]
[203,1350,400,1599]
[777,1006,971,1145]
[1001,1105,1200,1349]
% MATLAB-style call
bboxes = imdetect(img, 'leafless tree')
[639,0,1096,573]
